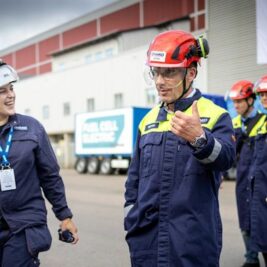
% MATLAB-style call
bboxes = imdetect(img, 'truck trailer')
[74,94,228,175]
[74,107,150,174]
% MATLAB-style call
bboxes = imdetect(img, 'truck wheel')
[99,158,114,175]
[75,158,88,174]
[87,157,100,174]
[118,169,128,175]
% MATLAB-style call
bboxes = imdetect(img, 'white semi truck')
[74,107,150,174]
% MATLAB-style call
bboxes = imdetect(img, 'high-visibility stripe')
[257,118,267,134]
[232,115,242,129]
[232,114,267,137]
[198,138,222,164]
[183,97,227,131]
[124,204,134,218]
[139,97,227,135]
[250,115,267,136]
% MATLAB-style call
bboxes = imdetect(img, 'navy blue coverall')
[0,114,72,266]
[232,113,266,231]
[250,117,267,254]
[232,112,266,264]
[124,90,235,267]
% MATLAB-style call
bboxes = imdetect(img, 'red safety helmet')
[146,30,209,68]
[254,75,267,94]
[229,80,254,100]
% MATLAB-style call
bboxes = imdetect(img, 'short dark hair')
[189,62,198,69]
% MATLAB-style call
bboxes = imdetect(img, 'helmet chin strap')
[164,68,192,105]
[243,98,254,117]
[179,68,193,100]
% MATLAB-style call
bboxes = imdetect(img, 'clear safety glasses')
[149,67,185,80]
[259,92,267,98]
[143,65,185,87]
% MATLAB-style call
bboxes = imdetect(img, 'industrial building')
[0,0,266,168]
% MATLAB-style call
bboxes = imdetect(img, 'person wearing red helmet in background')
[248,75,267,267]
[228,80,266,267]
[255,75,267,110]
[124,30,235,267]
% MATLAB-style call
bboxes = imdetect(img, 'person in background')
[249,75,267,267]
[124,30,235,267]
[228,80,266,267]
[0,60,79,267]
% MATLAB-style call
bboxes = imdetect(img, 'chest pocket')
[11,132,38,145]
[139,133,163,178]
[8,133,38,163]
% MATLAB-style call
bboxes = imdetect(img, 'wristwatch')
[190,132,207,148]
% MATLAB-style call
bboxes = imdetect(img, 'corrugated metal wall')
[208,0,267,95]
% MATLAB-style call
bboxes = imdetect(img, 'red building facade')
[0,0,206,78]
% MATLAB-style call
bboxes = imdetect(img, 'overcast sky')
[0,0,119,51]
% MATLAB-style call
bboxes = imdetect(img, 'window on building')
[95,51,103,61]
[114,93,123,108]
[63,102,71,116]
[42,105,49,119]
[105,48,114,58]
[58,63,65,71]
[146,87,157,106]
[86,98,95,112]
[85,54,92,64]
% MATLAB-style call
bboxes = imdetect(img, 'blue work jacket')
[250,117,267,252]
[232,113,266,231]
[0,114,72,233]
[124,90,235,267]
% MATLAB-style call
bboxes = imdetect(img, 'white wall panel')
[15,45,149,134]
[208,0,267,95]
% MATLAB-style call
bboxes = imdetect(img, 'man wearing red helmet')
[124,30,235,267]
[228,80,266,267]
[255,75,267,109]
[248,75,267,267]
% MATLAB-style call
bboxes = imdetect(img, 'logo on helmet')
[258,82,267,90]
[150,51,166,62]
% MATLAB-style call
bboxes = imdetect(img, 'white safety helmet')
[0,60,19,87]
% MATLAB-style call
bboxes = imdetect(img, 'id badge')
[0,168,16,191]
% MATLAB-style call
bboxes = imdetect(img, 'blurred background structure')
[0,0,266,169]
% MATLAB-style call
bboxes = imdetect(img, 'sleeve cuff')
[192,129,222,163]
[53,207,73,221]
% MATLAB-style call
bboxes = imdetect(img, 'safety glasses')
[149,67,185,80]
[259,92,267,98]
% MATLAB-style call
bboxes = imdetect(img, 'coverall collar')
[0,114,18,134]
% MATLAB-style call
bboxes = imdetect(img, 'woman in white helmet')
[0,61,79,267]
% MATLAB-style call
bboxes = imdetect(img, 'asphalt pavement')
[39,170,265,267]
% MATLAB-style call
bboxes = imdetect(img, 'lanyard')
[0,127,14,167]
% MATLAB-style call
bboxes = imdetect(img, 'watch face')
[195,137,207,147]
[190,133,207,148]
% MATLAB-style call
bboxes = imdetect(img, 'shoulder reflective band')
[0,127,14,166]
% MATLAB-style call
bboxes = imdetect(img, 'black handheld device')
[58,229,74,243]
